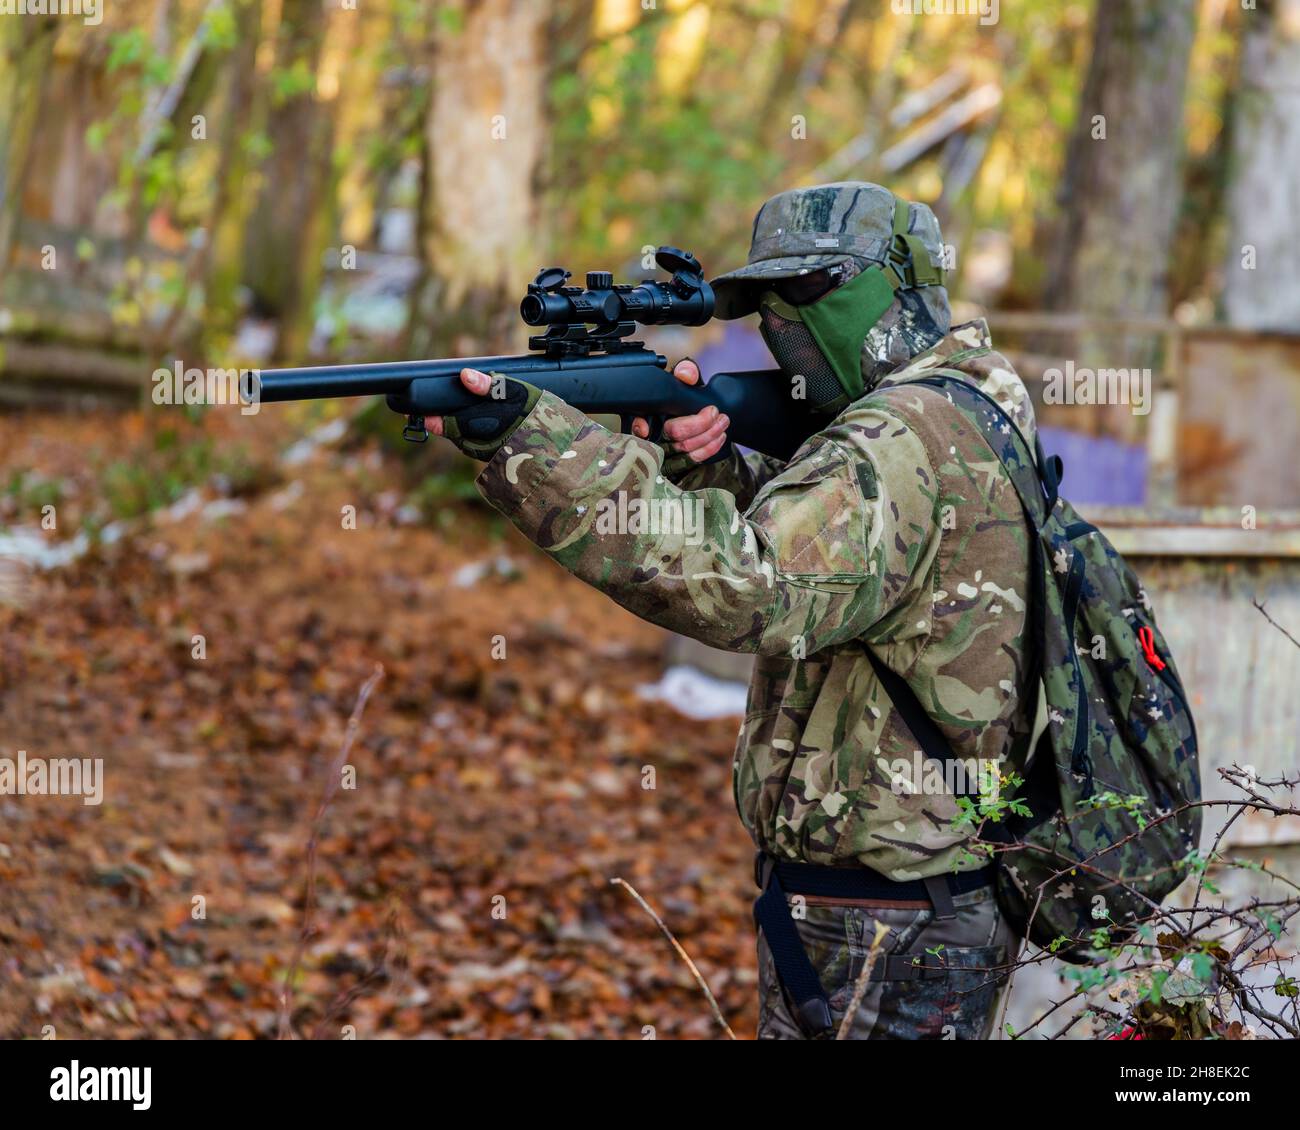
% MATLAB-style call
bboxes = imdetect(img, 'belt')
[752,850,994,1039]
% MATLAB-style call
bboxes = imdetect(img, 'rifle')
[248,248,811,461]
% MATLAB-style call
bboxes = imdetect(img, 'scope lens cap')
[655,247,701,277]
[533,266,570,291]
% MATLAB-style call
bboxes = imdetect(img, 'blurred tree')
[0,20,58,276]
[406,0,548,356]
[1164,0,1239,316]
[200,0,266,353]
[1041,0,1198,319]
[240,0,335,361]
[1222,0,1300,330]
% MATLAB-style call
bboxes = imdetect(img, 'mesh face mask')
[758,264,901,416]
[758,298,845,412]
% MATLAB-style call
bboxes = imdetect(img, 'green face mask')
[758,266,899,405]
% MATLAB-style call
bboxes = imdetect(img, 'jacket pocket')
[747,439,872,583]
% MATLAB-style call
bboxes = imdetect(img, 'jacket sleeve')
[660,446,788,512]
[474,391,939,657]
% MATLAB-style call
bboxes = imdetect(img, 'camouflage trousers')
[756,883,1016,1040]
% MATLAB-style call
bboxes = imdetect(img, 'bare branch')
[610,876,737,1040]
[278,664,385,1041]
[1254,599,1300,649]
[837,920,890,1040]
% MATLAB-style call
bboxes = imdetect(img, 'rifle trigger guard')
[403,415,429,444]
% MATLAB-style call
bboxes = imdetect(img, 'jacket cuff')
[473,390,594,527]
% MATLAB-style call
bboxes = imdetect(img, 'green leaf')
[271,59,316,104]
[106,29,148,73]
[1161,969,1205,1007]
[436,5,464,34]
[86,121,110,153]
[204,4,238,48]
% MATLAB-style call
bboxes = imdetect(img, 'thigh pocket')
[936,943,1010,1040]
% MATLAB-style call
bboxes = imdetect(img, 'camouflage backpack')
[884,372,1202,958]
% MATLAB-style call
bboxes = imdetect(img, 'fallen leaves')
[0,406,756,1039]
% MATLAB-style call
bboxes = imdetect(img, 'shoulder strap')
[862,372,1062,806]
[906,372,1060,528]
[862,648,978,800]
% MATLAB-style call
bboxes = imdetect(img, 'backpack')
[880,372,1202,959]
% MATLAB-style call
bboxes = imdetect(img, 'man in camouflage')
[433,182,1036,1039]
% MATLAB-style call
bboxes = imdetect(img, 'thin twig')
[278,664,385,1040]
[1254,600,1300,650]
[837,920,890,1040]
[610,876,737,1040]
[309,900,408,1041]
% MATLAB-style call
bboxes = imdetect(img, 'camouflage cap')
[710,182,947,320]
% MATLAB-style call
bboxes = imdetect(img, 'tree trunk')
[239,0,332,361]
[407,0,548,358]
[1222,0,1300,330]
[1042,0,1198,319]
[200,0,264,353]
[0,21,57,276]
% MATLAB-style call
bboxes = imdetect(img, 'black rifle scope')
[519,246,714,329]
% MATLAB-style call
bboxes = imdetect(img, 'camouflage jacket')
[475,319,1038,879]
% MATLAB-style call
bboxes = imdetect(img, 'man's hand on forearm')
[428,369,542,461]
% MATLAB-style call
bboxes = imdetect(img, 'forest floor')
[0,401,756,1040]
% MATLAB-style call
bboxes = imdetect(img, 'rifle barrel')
[254,351,663,402]
[255,355,530,402]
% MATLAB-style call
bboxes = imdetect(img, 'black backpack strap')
[906,373,1055,531]
[863,648,980,801]
[753,856,836,1039]
[1036,434,1063,516]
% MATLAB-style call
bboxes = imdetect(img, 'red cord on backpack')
[1137,626,1166,672]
